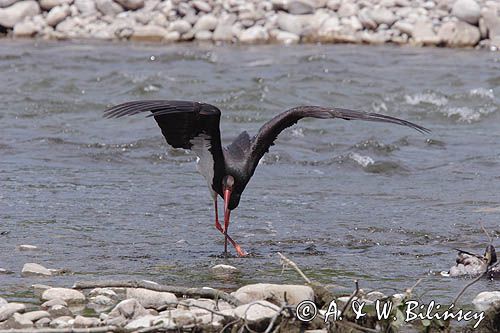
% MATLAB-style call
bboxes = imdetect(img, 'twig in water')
[72,280,242,306]
[340,280,360,318]
[452,269,487,305]
[277,252,311,284]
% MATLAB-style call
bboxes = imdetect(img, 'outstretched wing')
[249,106,429,170]
[104,100,226,193]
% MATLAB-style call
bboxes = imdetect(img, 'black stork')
[104,100,429,257]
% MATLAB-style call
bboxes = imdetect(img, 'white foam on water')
[404,92,448,106]
[469,87,495,99]
[442,106,497,123]
[349,152,374,167]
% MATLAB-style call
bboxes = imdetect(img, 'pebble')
[41,288,86,304]
[451,0,480,25]
[21,310,50,322]
[48,304,73,318]
[0,0,495,48]
[21,263,52,277]
[41,298,67,309]
[13,20,38,36]
[50,315,73,328]
[46,5,70,27]
[6,312,33,329]
[17,244,38,251]
[73,315,100,328]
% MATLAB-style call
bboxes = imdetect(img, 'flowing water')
[1,40,500,305]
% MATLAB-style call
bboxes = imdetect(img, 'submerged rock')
[21,263,52,277]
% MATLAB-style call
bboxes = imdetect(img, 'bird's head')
[222,175,240,211]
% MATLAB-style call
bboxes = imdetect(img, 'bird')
[104,100,429,257]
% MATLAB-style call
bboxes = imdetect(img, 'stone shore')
[0,0,498,49]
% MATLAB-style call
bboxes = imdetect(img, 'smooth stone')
[161,309,197,326]
[87,295,115,312]
[287,0,314,15]
[233,300,280,323]
[0,0,18,8]
[452,0,480,25]
[393,21,414,35]
[126,288,177,310]
[42,288,85,304]
[74,0,96,14]
[358,7,377,29]
[41,298,67,310]
[21,311,50,322]
[124,314,158,329]
[193,14,217,32]
[481,7,500,41]
[48,304,73,318]
[73,315,100,328]
[213,22,233,41]
[273,29,300,44]
[411,20,440,45]
[21,263,52,277]
[95,0,123,16]
[130,25,168,42]
[369,7,397,26]
[194,29,212,40]
[35,317,51,328]
[39,0,71,10]
[277,12,303,35]
[169,19,191,34]
[88,288,118,299]
[438,20,480,47]
[337,2,358,17]
[46,5,70,27]
[238,25,269,43]
[17,244,38,251]
[108,299,149,320]
[233,283,314,305]
[49,316,73,328]
[164,30,180,42]
[192,0,210,12]
[0,0,40,28]
[115,0,143,10]
[13,20,37,36]
[6,313,33,329]
[0,303,26,322]
[326,0,340,10]
[473,291,500,312]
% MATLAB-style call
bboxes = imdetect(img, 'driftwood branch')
[72,280,242,307]
[340,280,360,318]
[277,252,311,284]
[0,327,122,333]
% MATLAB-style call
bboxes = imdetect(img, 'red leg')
[213,198,246,257]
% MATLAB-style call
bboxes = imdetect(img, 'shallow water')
[1,40,499,306]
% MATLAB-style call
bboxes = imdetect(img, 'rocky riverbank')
[0,0,498,49]
[2,254,500,332]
